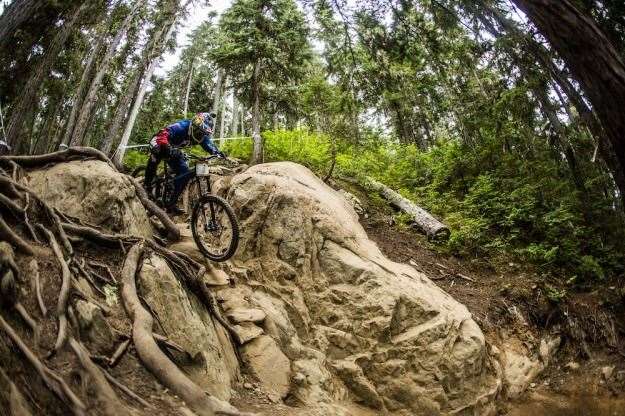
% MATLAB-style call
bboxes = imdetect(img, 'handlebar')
[186,153,225,162]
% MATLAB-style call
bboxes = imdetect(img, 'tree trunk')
[362,177,450,240]
[100,66,143,156]
[239,104,246,136]
[70,1,144,147]
[212,69,224,112]
[60,23,109,148]
[0,0,43,48]
[113,14,179,167]
[471,0,625,207]
[219,89,227,140]
[511,0,625,197]
[5,3,85,151]
[182,60,194,117]
[251,59,263,165]
[32,99,61,154]
[230,95,238,136]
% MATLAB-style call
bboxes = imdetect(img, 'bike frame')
[155,154,222,206]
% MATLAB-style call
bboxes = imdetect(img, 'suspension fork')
[197,176,217,228]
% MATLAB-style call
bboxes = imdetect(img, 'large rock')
[25,160,153,238]
[139,254,240,400]
[220,162,500,415]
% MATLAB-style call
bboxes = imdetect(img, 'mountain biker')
[144,112,226,215]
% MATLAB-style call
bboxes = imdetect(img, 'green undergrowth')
[125,129,625,286]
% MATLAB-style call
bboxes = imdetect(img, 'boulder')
[500,335,560,399]
[138,254,239,400]
[25,160,152,238]
[241,335,291,399]
[220,162,500,414]
[74,299,115,355]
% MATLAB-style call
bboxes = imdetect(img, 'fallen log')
[362,177,450,241]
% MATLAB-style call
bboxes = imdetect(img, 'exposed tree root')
[0,191,25,214]
[108,338,131,367]
[59,222,244,346]
[40,226,72,354]
[0,149,256,415]
[0,213,34,255]
[1,147,182,242]
[0,244,40,346]
[0,314,86,415]
[68,338,130,416]
[0,366,34,416]
[153,333,187,355]
[73,260,106,297]
[87,261,117,284]
[131,178,181,241]
[0,146,113,169]
[14,303,40,348]
[120,244,253,416]
[101,368,154,409]
[21,194,41,244]
[1,175,73,256]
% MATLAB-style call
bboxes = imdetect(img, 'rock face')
[138,254,240,400]
[25,160,153,238]
[218,162,501,414]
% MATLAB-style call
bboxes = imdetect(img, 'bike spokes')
[195,201,232,255]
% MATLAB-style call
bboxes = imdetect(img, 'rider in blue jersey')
[144,112,226,215]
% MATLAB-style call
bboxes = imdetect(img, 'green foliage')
[225,129,625,283]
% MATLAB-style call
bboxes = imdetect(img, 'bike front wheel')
[191,195,239,262]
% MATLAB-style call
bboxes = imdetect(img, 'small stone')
[243,383,254,390]
[267,394,281,404]
[226,308,267,324]
[602,366,615,381]
[565,362,580,371]
[530,383,536,388]
[292,372,306,385]
[232,323,264,344]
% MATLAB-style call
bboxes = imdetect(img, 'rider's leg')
[144,152,160,193]
[166,153,191,210]
[144,138,162,193]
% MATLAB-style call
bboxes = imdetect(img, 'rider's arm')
[199,134,220,155]
[155,129,170,147]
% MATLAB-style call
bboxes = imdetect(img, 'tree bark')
[100,66,143,156]
[0,0,43,49]
[362,177,450,240]
[511,0,625,196]
[251,59,263,165]
[5,3,85,151]
[212,69,224,112]
[230,95,238,136]
[113,14,179,167]
[219,85,227,140]
[60,15,112,148]
[70,0,145,147]
[182,59,195,117]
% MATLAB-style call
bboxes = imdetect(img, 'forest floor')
[341,179,625,415]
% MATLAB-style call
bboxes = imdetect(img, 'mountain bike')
[147,151,239,262]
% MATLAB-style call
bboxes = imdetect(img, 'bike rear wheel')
[191,195,239,262]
